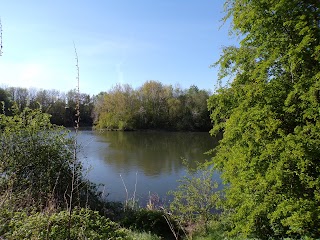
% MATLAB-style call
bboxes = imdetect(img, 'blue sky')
[0,1,235,95]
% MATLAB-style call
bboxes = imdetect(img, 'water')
[77,130,220,205]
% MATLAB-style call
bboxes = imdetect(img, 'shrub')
[0,107,100,210]
[3,208,130,239]
[169,161,221,235]
[120,208,176,239]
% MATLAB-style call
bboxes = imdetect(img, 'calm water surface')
[77,130,220,205]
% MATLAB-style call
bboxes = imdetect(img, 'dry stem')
[0,17,3,56]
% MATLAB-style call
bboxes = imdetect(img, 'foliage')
[208,0,320,238]
[191,220,231,240]
[66,89,94,127]
[127,230,162,240]
[0,87,11,114]
[2,207,130,240]
[0,81,211,130]
[120,208,176,239]
[93,81,212,131]
[169,161,221,236]
[0,107,99,210]
[93,84,138,130]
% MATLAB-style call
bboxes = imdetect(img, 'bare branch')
[73,41,80,130]
[68,42,81,240]
[0,17,3,56]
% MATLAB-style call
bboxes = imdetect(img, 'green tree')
[167,97,183,129]
[208,0,320,238]
[6,87,29,111]
[66,89,94,127]
[79,93,94,126]
[139,80,169,128]
[93,84,138,130]
[185,85,211,131]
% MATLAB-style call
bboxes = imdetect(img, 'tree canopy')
[208,0,320,238]
[93,81,212,131]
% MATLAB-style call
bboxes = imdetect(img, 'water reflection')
[77,130,220,203]
[95,131,218,176]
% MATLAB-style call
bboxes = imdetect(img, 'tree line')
[93,81,212,131]
[0,82,212,131]
[0,87,94,127]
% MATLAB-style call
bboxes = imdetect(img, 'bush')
[126,230,162,240]
[3,208,130,239]
[120,208,176,239]
[169,161,221,235]
[0,107,101,210]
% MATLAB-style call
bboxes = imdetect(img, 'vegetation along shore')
[1,0,320,239]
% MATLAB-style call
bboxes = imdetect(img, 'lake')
[77,130,221,205]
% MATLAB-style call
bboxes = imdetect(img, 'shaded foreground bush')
[120,208,179,239]
[1,208,129,239]
[0,107,102,211]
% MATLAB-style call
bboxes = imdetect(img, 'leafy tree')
[6,87,28,111]
[66,89,95,127]
[48,99,67,126]
[79,93,94,126]
[167,97,184,129]
[208,0,320,238]
[34,89,56,111]
[185,85,211,131]
[138,80,169,128]
[93,84,138,130]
